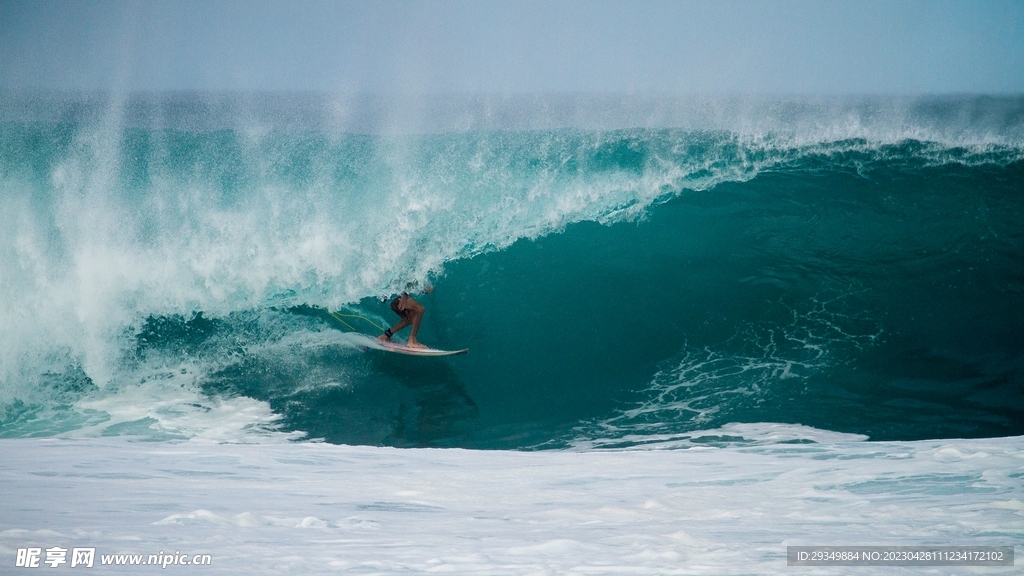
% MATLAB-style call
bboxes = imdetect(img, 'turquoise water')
[1,93,1022,448]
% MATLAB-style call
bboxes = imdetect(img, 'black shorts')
[390,296,409,317]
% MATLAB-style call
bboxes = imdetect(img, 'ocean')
[1,92,1022,573]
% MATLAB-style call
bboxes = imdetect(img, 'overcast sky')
[1,0,1022,94]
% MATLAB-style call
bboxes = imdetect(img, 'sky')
[1,0,1023,94]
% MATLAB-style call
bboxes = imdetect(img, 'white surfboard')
[381,341,469,356]
[357,334,468,356]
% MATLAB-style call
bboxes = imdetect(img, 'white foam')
[70,373,303,443]
[569,422,870,451]
[58,320,376,443]
[1,434,1020,574]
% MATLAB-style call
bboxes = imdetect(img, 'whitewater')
[2,431,1022,574]
[1,92,1022,572]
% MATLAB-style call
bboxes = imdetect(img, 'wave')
[1,93,1022,446]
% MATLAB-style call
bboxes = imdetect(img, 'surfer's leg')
[402,296,427,348]
[406,308,426,347]
[380,299,412,341]
[379,315,410,341]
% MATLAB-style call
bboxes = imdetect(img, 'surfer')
[379,283,433,348]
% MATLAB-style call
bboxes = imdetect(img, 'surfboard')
[381,341,469,356]
[356,334,468,356]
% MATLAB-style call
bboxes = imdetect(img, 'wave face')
[1,93,1023,448]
